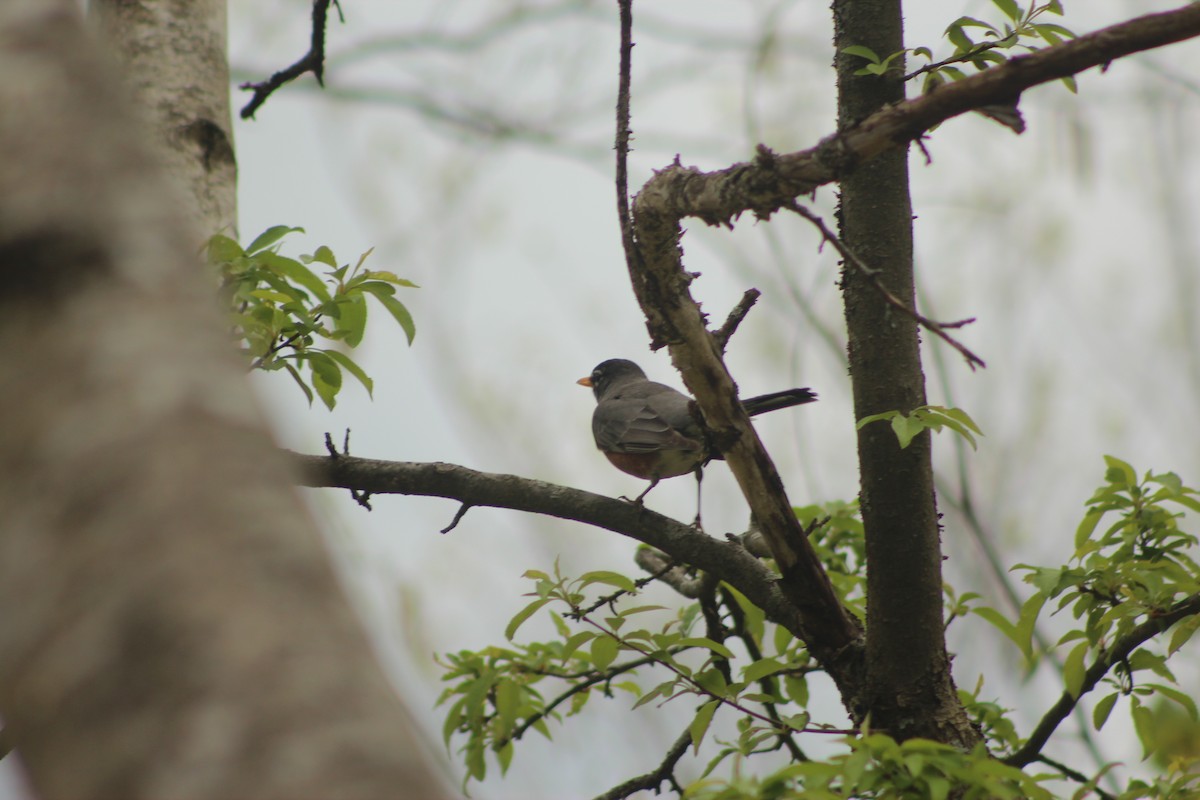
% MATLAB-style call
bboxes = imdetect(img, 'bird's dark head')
[577,358,647,401]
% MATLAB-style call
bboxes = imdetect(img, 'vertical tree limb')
[833,0,977,747]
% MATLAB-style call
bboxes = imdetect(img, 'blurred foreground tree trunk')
[0,2,447,797]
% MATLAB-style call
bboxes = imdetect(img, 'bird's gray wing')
[592,387,702,454]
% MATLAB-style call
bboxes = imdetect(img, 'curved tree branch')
[294,453,823,652]
[629,5,1200,229]
[1005,592,1200,768]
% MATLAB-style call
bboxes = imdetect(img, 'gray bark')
[90,0,238,239]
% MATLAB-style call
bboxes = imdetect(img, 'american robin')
[578,359,816,520]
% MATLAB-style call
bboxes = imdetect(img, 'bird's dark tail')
[743,388,818,415]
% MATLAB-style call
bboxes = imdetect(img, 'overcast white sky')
[7,2,1199,798]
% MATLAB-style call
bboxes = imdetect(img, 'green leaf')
[1131,701,1155,759]
[307,351,342,410]
[946,23,976,53]
[1013,592,1047,662]
[441,696,466,748]
[1063,640,1089,698]
[972,606,1016,644]
[494,678,520,728]
[678,637,736,660]
[333,292,368,347]
[940,405,984,433]
[363,269,419,288]
[360,282,417,344]
[561,631,595,660]
[1146,683,1199,720]
[311,245,338,268]
[990,0,1021,22]
[742,657,788,684]
[323,350,374,397]
[578,570,638,593]
[856,410,897,430]
[1103,454,1136,488]
[1075,508,1104,550]
[282,363,314,405]
[1168,615,1200,655]
[261,252,331,302]
[245,225,303,255]
[591,636,619,671]
[496,739,514,775]
[842,44,880,64]
[956,16,999,34]
[1092,692,1119,730]
[891,413,925,449]
[505,598,550,641]
[694,668,729,697]
[207,234,244,262]
[689,700,720,753]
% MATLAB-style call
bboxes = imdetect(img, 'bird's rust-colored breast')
[604,450,703,480]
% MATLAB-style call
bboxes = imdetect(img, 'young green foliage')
[841,2,1078,94]
[209,225,417,409]
[439,460,1200,797]
[857,405,984,450]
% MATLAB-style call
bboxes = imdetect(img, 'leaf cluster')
[438,457,1200,797]
[856,405,984,450]
[684,734,1051,800]
[208,225,417,408]
[842,1,1078,94]
[1013,457,1200,746]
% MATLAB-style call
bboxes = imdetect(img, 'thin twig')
[785,200,986,370]
[714,289,761,353]
[569,559,677,617]
[500,652,670,748]
[593,725,692,800]
[614,0,635,254]
[904,36,1017,81]
[634,546,716,598]
[440,503,471,533]
[1032,755,1117,800]
[720,586,808,762]
[240,0,338,119]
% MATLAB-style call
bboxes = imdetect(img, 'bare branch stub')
[240,0,338,119]
[713,289,761,353]
[440,503,471,533]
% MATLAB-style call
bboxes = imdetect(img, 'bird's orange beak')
[577,376,593,387]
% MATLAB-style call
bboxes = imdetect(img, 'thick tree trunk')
[832,0,978,747]
[90,0,238,238]
[0,3,446,797]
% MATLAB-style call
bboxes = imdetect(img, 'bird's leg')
[629,476,660,505]
[691,466,704,530]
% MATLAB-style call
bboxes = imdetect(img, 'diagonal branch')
[240,0,342,119]
[1004,592,1200,768]
[293,453,819,650]
[594,725,692,800]
[615,0,864,704]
